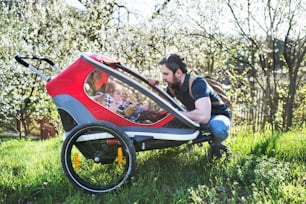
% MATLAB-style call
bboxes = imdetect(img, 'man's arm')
[180,97,211,124]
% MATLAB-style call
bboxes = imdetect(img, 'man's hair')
[159,54,187,73]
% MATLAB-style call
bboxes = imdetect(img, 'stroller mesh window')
[84,70,168,124]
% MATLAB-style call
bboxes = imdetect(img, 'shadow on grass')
[0,134,42,142]
[132,144,224,191]
[0,135,18,142]
[250,132,281,157]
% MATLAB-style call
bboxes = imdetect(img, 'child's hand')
[124,105,136,117]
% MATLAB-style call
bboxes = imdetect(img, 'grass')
[0,128,305,204]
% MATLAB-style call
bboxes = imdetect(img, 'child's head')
[101,82,122,104]
[142,102,149,111]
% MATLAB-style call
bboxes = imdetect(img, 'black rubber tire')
[61,121,136,193]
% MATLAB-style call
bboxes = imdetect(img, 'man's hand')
[147,78,160,86]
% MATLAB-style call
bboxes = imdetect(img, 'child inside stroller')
[15,53,230,193]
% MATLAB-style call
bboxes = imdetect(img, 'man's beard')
[169,75,180,88]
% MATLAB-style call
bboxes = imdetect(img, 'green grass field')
[0,129,305,204]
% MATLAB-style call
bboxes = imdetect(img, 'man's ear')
[175,68,183,78]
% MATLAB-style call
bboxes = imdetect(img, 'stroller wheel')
[61,121,136,193]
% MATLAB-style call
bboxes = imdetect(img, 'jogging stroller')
[15,53,230,193]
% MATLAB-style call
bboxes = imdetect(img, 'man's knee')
[209,116,231,143]
[211,126,229,142]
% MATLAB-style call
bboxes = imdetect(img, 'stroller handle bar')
[15,54,61,81]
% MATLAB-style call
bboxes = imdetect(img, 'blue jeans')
[200,115,231,143]
[164,115,231,143]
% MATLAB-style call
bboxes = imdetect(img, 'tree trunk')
[285,67,298,131]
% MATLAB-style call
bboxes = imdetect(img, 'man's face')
[160,64,179,87]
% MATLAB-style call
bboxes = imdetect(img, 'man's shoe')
[208,142,231,160]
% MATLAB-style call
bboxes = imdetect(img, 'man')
[148,54,231,157]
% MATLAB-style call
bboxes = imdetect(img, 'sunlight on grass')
[274,130,306,162]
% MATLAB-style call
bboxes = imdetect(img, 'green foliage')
[0,129,305,203]
[0,0,123,134]
[0,0,305,134]
[292,83,306,127]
